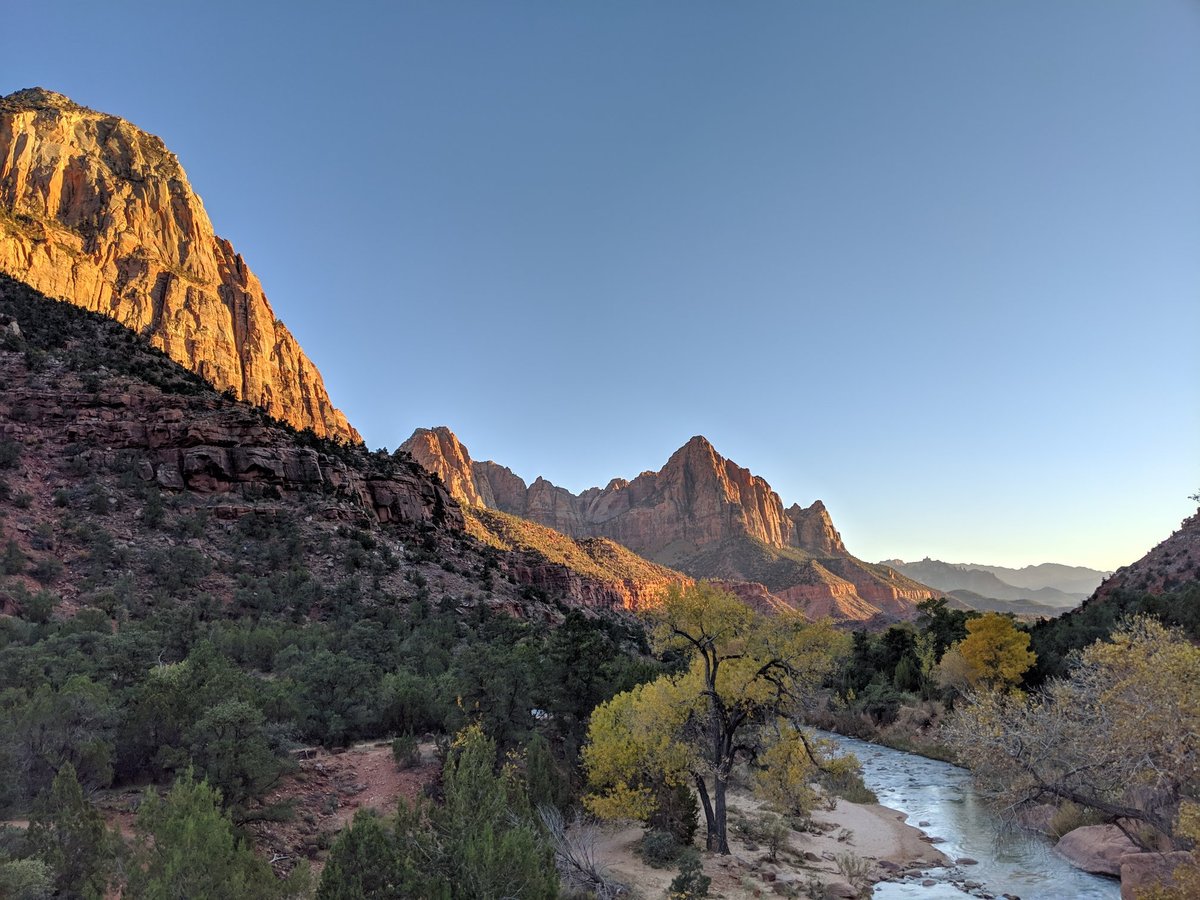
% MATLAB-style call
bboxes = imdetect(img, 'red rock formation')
[404,431,848,560]
[402,426,937,623]
[0,88,358,442]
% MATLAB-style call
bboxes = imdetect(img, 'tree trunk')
[714,776,730,854]
[695,775,718,851]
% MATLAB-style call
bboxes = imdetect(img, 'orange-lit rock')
[402,427,938,623]
[0,88,358,441]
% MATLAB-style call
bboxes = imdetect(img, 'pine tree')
[27,762,111,899]
[126,769,295,899]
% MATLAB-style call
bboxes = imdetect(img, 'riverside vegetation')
[1,244,1198,897]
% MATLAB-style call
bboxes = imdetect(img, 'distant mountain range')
[878,557,1111,616]
[402,427,935,624]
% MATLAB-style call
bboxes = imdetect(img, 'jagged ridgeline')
[403,425,938,624]
[0,273,683,617]
[0,87,357,442]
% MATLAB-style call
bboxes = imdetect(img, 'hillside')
[403,426,937,623]
[0,87,357,441]
[0,274,673,622]
[1028,509,1200,681]
[464,506,690,612]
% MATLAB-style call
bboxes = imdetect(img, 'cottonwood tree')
[953,612,1036,690]
[583,583,846,853]
[945,617,1199,849]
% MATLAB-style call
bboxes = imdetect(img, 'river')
[813,730,1121,899]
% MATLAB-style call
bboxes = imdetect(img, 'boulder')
[1055,825,1140,876]
[1119,850,1193,899]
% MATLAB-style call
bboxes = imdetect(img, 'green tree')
[316,725,557,900]
[27,762,112,899]
[439,724,557,899]
[186,699,285,811]
[524,731,570,813]
[0,857,53,900]
[583,583,846,853]
[10,677,115,800]
[317,809,445,900]
[127,769,301,900]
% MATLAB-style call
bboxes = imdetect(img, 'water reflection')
[811,730,1120,899]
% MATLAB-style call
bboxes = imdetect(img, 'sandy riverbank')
[591,786,950,899]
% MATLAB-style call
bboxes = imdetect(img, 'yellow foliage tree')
[946,617,1200,861]
[582,583,847,853]
[954,612,1036,689]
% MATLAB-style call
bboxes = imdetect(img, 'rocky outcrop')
[0,87,358,442]
[404,431,848,560]
[1119,850,1193,899]
[4,372,456,531]
[402,427,938,623]
[1055,825,1140,876]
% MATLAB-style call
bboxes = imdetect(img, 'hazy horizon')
[4,1,1197,571]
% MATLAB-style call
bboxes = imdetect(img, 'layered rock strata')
[0,87,358,441]
[402,426,937,622]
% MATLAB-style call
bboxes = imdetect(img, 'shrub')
[1049,801,1104,839]
[0,440,21,469]
[1,539,25,575]
[30,557,62,585]
[641,829,680,868]
[391,734,421,770]
[834,852,873,894]
[668,849,710,899]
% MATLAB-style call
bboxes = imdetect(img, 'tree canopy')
[583,583,847,853]
[945,616,1200,849]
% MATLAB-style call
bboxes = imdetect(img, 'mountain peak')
[0,87,86,113]
[0,89,359,441]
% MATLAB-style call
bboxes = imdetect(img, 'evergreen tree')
[126,769,297,899]
[27,762,111,900]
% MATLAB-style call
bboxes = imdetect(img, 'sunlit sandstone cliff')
[402,426,936,622]
[0,88,358,442]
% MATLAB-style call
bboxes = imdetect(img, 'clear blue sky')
[4,1,1198,570]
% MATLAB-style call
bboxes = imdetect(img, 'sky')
[4,1,1198,571]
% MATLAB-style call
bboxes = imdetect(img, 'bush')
[668,849,710,899]
[30,557,62,585]
[0,440,21,469]
[1049,801,1105,839]
[391,734,421,770]
[640,830,680,868]
[648,780,699,846]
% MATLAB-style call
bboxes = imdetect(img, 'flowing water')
[812,730,1121,899]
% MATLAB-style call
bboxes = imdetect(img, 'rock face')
[0,87,358,442]
[406,429,845,558]
[402,427,937,623]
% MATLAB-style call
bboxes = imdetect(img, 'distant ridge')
[879,557,1105,611]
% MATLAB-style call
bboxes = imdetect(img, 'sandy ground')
[592,785,949,899]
